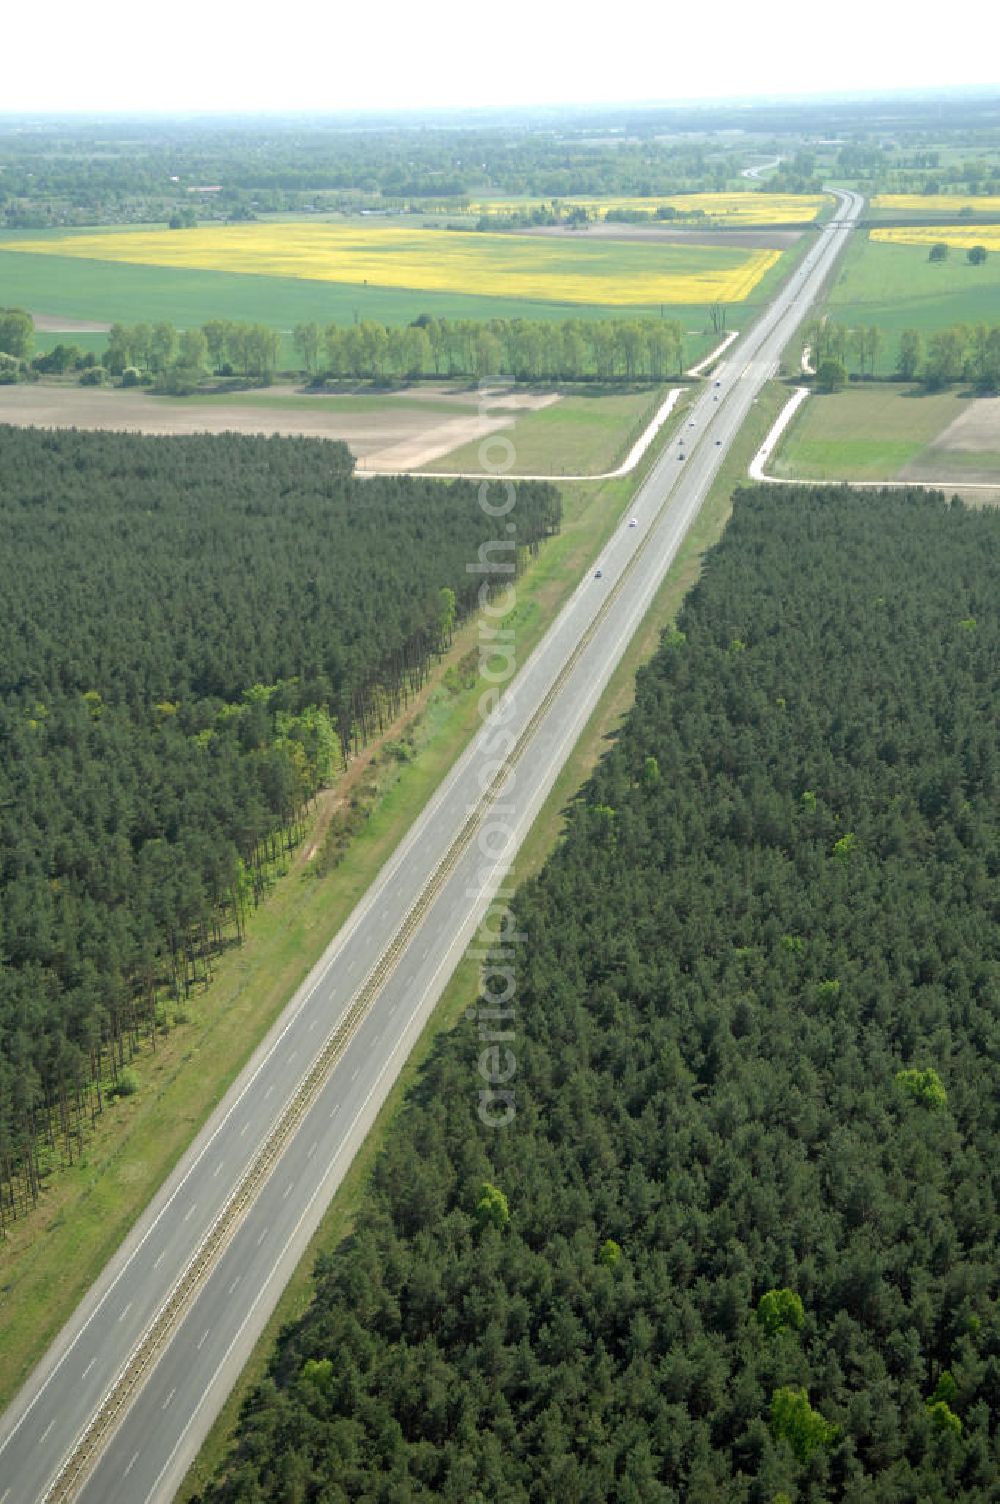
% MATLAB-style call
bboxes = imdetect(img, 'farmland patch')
[2,223,783,307]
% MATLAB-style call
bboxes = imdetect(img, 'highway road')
[0,188,864,1504]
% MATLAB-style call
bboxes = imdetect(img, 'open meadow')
[420,385,669,475]
[824,231,1000,355]
[770,383,1000,487]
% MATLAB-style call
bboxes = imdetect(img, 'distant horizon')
[1,83,999,127]
[7,0,1000,117]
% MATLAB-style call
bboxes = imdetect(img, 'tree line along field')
[467,192,830,224]
[193,486,1000,1504]
[0,426,561,1226]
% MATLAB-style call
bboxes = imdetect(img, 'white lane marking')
[213,1161,224,1178]
[371,1031,381,1046]
[39,1420,55,1445]
[256,1226,269,1247]
[287,1051,298,1065]
[118,1302,132,1322]
[306,1141,317,1160]
[183,1204,197,1222]
[329,1104,340,1119]
[196,1328,211,1350]
[283,1180,295,1200]
[308,1018,317,1031]
[228,1277,241,1296]
[350,1066,359,1082]
[265,1083,275,1099]
[123,1451,140,1479]
[162,1388,176,1411]
[240,1121,251,1137]
[153,1250,166,1270]
[82,1358,97,1379]
[2,1487,11,1503]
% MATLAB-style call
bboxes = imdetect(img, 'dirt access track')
[0,383,558,471]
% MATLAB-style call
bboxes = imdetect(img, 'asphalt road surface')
[0,188,864,1504]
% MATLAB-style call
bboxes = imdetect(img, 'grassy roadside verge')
[0,386,694,1412]
[176,379,789,1502]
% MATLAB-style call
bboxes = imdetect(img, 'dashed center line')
[240,1121,251,1136]
[213,1161,224,1177]
[283,1180,295,1199]
[82,1358,97,1380]
[183,1203,197,1222]
[118,1302,132,1322]
[287,1050,298,1065]
[306,1140,317,1159]
[196,1328,211,1350]
[329,1104,340,1119]
[153,1250,166,1270]
[256,1225,269,1247]
[264,1083,275,1099]
[123,1451,140,1479]
[350,1066,359,1082]
[162,1388,176,1411]
[227,1276,241,1296]
[39,1420,55,1446]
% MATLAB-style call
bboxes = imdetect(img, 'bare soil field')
[900,395,1000,486]
[518,224,803,250]
[29,312,112,333]
[0,383,557,470]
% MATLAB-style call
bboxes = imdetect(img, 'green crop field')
[771,385,973,481]
[826,232,1000,345]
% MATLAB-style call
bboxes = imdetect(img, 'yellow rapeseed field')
[871,226,1000,252]
[4,223,783,305]
[871,194,1000,214]
[471,193,830,224]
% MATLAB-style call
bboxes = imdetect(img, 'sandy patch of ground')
[926,396,1000,453]
[517,224,803,249]
[361,414,515,471]
[0,383,532,470]
[30,313,111,333]
[900,395,1000,486]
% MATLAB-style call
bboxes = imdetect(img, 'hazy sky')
[6,0,997,114]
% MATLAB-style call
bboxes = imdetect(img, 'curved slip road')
[0,188,864,1504]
